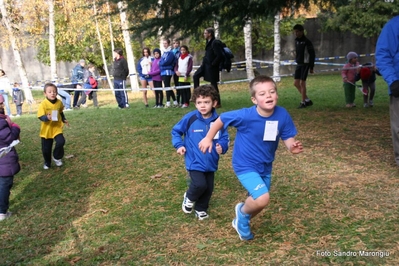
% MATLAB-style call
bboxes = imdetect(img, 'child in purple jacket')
[148,48,164,108]
[0,105,20,221]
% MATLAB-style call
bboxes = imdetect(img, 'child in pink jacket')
[341,52,360,108]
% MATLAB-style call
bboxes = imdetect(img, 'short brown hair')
[43,83,57,93]
[249,75,277,97]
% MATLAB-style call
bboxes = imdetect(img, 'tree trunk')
[96,1,114,90]
[214,20,220,39]
[273,12,281,82]
[244,17,254,80]
[0,0,34,103]
[48,0,57,81]
[118,1,138,91]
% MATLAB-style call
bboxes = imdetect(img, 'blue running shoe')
[232,202,254,240]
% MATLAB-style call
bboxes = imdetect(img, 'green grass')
[1,74,398,265]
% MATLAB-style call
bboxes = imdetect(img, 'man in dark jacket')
[193,27,224,107]
[293,24,315,109]
[113,48,130,109]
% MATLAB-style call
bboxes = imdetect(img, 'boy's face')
[154,52,160,58]
[44,86,58,100]
[251,81,278,113]
[195,95,217,118]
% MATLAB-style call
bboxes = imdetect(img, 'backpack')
[213,40,234,72]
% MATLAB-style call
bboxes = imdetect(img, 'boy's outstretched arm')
[283,137,303,154]
[198,117,224,153]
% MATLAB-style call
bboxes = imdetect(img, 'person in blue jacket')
[171,84,229,220]
[376,15,399,167]
[160,39,178,107]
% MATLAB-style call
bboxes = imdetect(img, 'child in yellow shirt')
[37,83,69,169]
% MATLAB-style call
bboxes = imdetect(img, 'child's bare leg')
[242,193,270,218]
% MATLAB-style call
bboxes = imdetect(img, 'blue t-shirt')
[220,105,297,176]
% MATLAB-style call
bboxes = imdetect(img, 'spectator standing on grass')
[11,83,24,117]
[160,39,178,108]
[149,48,164,108]
[293,24,315,109]
[341,52,360,108]
[0,105,20,221]
[78,64,99,108]
[137,47,154,108]
[193,27,224,108]
[376,15,399,167]
[172,40,182,105]
[174,45,193,108]
[357,63,380,108]
[71,59,86,108]
[172,84,229,220]
[0,70,12,116]
[198,75,303,240]
[113,48,130,109]
[37,83,69,170]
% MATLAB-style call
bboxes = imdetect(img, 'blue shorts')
[140,76,152,82]
[237,172,271,200]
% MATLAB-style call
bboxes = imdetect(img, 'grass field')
[1,74,398,265]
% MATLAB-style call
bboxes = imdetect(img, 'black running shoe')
[298,102,307,109]
[305,100,313,106]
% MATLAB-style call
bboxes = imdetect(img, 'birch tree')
[48,0,57,81]
[273,12,281,82]
[117,1,138,91]
[0,0,34,103]
[243,17,254,80]
[94,1,113,90]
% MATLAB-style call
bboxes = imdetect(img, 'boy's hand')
[176,146,186,155]
[63,120,70,127]
[215,143,222,154]
[290,141,303,154]
[46,113,52,121]
[198,137,213,153]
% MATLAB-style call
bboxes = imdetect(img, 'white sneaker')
[125,104,130,108]
[173,101,178,107]
[0,212,12,221]
[195,210,209,220]
[165,102,171,108]
[52,157,63,167]
[81,104,87,108]
[43,164,50,170]
[182,192,195,214]
[64,108,73,111]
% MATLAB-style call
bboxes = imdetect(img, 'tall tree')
[123,0,316,38]
[0,0,34,103]
[321,0,399,45]
[94,0,114,90]
[117,1,138,90]
[243,17,254,80]
[273,12,281,82]
[48,0,57,80]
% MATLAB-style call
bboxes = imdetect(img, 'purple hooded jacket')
[0,116,20,176]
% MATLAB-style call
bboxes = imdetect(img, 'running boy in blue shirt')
[198,75,303,240]
[172,84,229,220]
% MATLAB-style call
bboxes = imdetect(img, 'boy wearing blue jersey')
[199,75,303,240]
[171,85,229,220]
